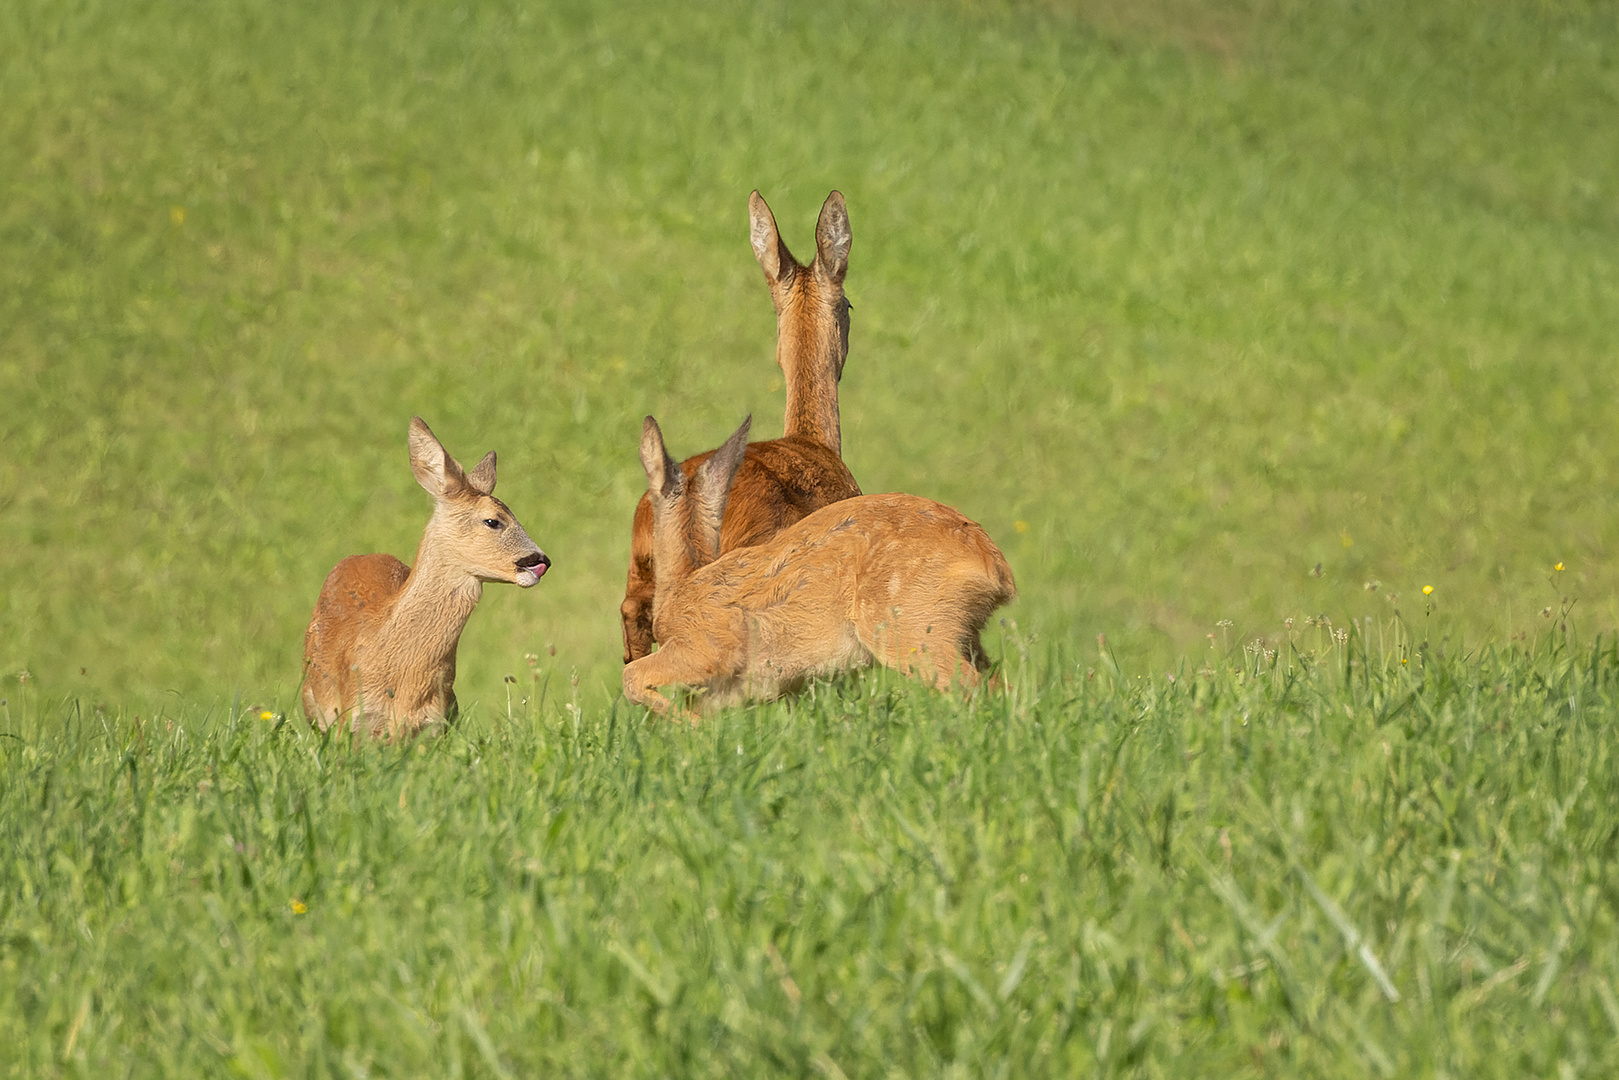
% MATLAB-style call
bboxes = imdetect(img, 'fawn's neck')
[385,527,484,670]
[649,508,722,631]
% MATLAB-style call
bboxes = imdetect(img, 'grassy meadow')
[6,638,1619,1075]
[4,0,1619,1074]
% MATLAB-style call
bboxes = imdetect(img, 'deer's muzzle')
[515,551,551,588]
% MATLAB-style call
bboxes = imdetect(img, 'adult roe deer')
[623,416,1016,718]
[301,417,550,738]
[619,190,862,663]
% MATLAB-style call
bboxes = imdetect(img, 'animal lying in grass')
[301,417,550,738]
[623,415,1016,718]
[620,190,861,663]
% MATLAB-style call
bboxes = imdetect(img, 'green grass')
[4,633,1618,1076]
[5,0,1619,1073]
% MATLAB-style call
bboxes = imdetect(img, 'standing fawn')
[619,189,862,663]
[623,416,1017,718]
[301,417,550,739]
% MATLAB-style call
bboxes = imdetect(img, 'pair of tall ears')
[408,416,497,500]
[640,414,752,540]
[749,190,851,287]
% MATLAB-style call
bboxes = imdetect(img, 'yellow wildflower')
[290,899,307,915]
[1422,585,1433,595]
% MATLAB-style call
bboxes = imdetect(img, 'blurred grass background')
[3,0,1617,712]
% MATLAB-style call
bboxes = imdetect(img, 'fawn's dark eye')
[483,518,502,529]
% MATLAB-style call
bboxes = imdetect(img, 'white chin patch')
[515,569,540,589]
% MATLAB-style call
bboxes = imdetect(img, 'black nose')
[517,552,550,570]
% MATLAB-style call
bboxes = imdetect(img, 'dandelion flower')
[290,899,308,915]
[1422,585,1433,595]
[1555,562,1565,572]
[260,710,274,721]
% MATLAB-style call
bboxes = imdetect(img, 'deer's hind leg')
[854,607,981,692]
[908,636,984,693]
[956,627,1004,692]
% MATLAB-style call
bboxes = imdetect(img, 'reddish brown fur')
[620,190,861,663]
[624,417,1016,719]
[301,418,549,739]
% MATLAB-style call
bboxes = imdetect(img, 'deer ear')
[694,415,751,532]
[814,190,850,284]
[750,190,792,285]
[466,451,497,496]
[640,416,679,500]
[408,417,451,497]
[408,417,471,500]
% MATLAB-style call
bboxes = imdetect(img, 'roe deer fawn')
[619,190,862,663]
[301,417,550,738]
[623,416,1016,718]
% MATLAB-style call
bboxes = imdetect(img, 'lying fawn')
[301,417,550,738]
[619,190,862,663]
[623,416,1016,718]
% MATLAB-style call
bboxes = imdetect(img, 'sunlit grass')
[4,1,1618,1072]
[4,628,1617,1075]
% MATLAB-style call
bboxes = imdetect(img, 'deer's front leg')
[623,648,714,724]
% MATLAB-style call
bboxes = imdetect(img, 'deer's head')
[409,417,550,587]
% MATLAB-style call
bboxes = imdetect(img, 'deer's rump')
[654,493,1016,691]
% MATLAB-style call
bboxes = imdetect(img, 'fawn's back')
[301,554,412,722]
[657,493,1016,705]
